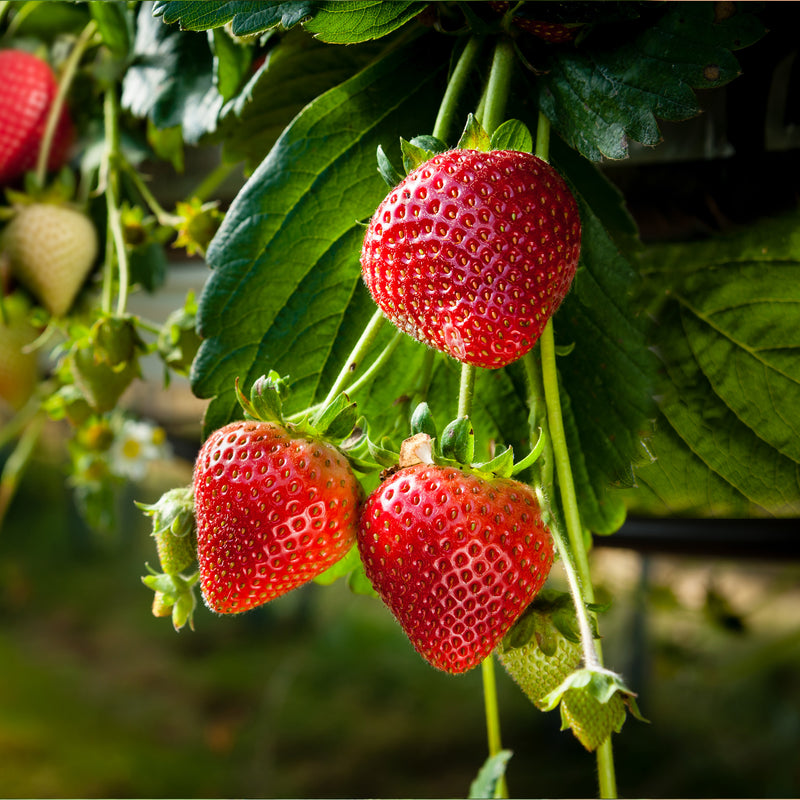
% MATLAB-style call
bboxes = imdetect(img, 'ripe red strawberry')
[360,149,581,369]
[2,202,98,317]
[193,419,361,614]
[358,463,554,673]
[489,2,583,43]
[0,49,74,185]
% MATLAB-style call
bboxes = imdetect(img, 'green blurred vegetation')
[1,445,799,798]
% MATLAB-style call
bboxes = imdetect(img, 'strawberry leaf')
[122,4,223,143]
[550,195,658,534]
[303,1,430,44]
[153,0,428,42]
[153,1,318,34]
[191,36,448,435]
[468,750,513,800]
[623,214,800,517]
[536,4,765,161]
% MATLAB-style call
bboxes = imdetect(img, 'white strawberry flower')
[109,418,171,481]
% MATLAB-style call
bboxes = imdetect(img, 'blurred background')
[2,3,800,797]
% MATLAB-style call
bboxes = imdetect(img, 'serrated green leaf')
[191,36,448,435]
[303,1,429,44]
[537,4,765,160]
[122,3,223,143]
[622,214,800,517]
[153,0,317,34]
[551,198,658,534]
[489,119,533,153]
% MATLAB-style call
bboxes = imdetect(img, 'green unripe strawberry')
[67,316,145,412]
[138,486,199,631]
[560,687,627,751]
[2,203,98,317]
[0,291,39,410]
[497,591,584,709]
[498,591,640,751]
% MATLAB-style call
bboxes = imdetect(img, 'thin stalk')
[35,19,98,186]
[457,363,475,419]
[192,159,241,204]
[469,33,520,797]
[341,330,403,399]
[479,35,516,136]
[432,35,483,143]
[535,111,617,798]
[102,88,130,317]
[481,656,509,799]
[121,161,182,227]
[539,322,594,598]
[0,413,45,534]
[321,309,386,408]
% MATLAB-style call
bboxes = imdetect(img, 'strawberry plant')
[1,2,798,798]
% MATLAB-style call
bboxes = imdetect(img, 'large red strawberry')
[358,463,554,673]
[360,148,580,369]
[0,49,74,185]
[193,419,362,614]
[2,202,99,317]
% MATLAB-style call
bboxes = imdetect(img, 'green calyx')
[375,115,535,191]
[141,567,199,632]
[138,486,199,632]
[67,314,147,412]
[235,370,358,442]
[399,401,546,479]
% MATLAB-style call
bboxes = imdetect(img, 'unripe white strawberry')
[2,203,99,317]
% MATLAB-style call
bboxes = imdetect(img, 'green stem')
[102,88,130,317]
[432,35,483,143]
[534,112,617,799]
[192,159,240,204]
[539,323,594,601]
[321,309,386,408]
[480,35,516,137]
[0,413,45,534]
[481,656,509,799]
[35,19,98,187]
[457,363,475,418]
[341,330,403,399]
[121,161,182,227]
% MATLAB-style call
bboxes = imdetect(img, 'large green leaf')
[552,199,657,534]
[191,35,448,434]
[153,0,427,42]
[302,1,428,44]
[537,3,765,161]
[625,215,800,517]
[153,1,317,34]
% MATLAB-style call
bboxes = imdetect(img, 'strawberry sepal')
[539,666,648,750]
